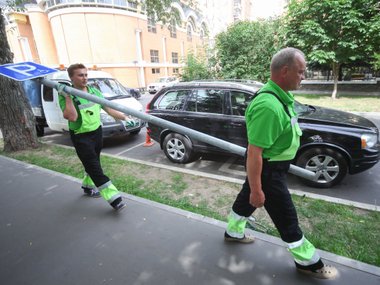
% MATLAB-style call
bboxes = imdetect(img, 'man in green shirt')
[58,63,132,211]
[224,48,338,279]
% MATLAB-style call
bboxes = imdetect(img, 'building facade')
[197,0,253,39]
[5,0,208,88]
[197,0,288,39]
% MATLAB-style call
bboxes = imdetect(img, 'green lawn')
[296,94,380,112]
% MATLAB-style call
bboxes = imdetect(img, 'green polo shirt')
[245,80,302,161]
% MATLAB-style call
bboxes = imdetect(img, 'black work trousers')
[70,126,110,187]
[232,159,303,243]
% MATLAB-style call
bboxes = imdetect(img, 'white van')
[24,70,145,138]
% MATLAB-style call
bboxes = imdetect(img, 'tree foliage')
[214,20,283,83]
[143,0,196,25]
[373,53,380,71]
[181,53,212,81]
[283,0,380,98]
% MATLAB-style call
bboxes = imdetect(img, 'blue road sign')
[0,62,58,81]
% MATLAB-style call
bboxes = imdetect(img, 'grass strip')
[296,94,380,112]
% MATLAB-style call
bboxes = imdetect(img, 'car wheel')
[163,133,197,163]
[36,125,44,137]
[296,147,348,188]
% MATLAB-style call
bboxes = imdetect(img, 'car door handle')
[183,118,195,121]
[230,122,243,127]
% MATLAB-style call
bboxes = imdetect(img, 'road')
[41,93,380,209]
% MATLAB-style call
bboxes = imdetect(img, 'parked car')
[148,76,179,94]
[146,81,380,188]
[125,87,141,99]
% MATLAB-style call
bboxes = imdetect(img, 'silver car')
[148,76,179,94]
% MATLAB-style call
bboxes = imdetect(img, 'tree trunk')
[0,9,39,152]
[331,62,340,99]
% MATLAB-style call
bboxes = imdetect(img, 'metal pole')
[40,78,316,181]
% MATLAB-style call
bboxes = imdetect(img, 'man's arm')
[103,106,127,121]
[62,96,78,122]
[246,144,265,208]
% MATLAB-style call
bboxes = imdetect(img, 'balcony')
[39,0,139,13]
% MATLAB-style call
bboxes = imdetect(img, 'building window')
[173,68,179,74]
[148,17,157,33]
[152,68,160,74]
[128,0,137,9]
[150,50,159,63]
[172,52,179,64]
[46,0,55,8]
[187,25,192,42]
[200,29,205,44]
[169,20,177,38]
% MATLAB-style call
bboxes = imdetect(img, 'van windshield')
[88,78,132,99]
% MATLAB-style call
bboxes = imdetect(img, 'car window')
[230,90,253,116]
[185,89,225,114]
[88,78,131,99]
[155,90,190,110]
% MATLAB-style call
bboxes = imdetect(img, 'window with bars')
[148,17,157,33]
[150,50,159,63]
[152,68,160,74]
[169,20,177,38]
[172,52,179,64]
[187,25,192,42]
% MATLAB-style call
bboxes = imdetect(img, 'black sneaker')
[82,187,101,198]
[113,202,126,211]
[111,198,126,211]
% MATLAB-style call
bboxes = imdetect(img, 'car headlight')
[100,112,116,123]
[361,133,378,149]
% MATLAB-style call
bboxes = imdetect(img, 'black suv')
[146,81,380,188]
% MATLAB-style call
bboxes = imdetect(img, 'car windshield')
[294,100,316,115]
[158,78,169,83]
[88,78,131,99]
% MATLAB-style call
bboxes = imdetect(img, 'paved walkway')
[1,156,379,285]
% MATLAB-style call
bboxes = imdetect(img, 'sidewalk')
[1,155,379,285]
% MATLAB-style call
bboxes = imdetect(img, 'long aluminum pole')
[40,78,316,181]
